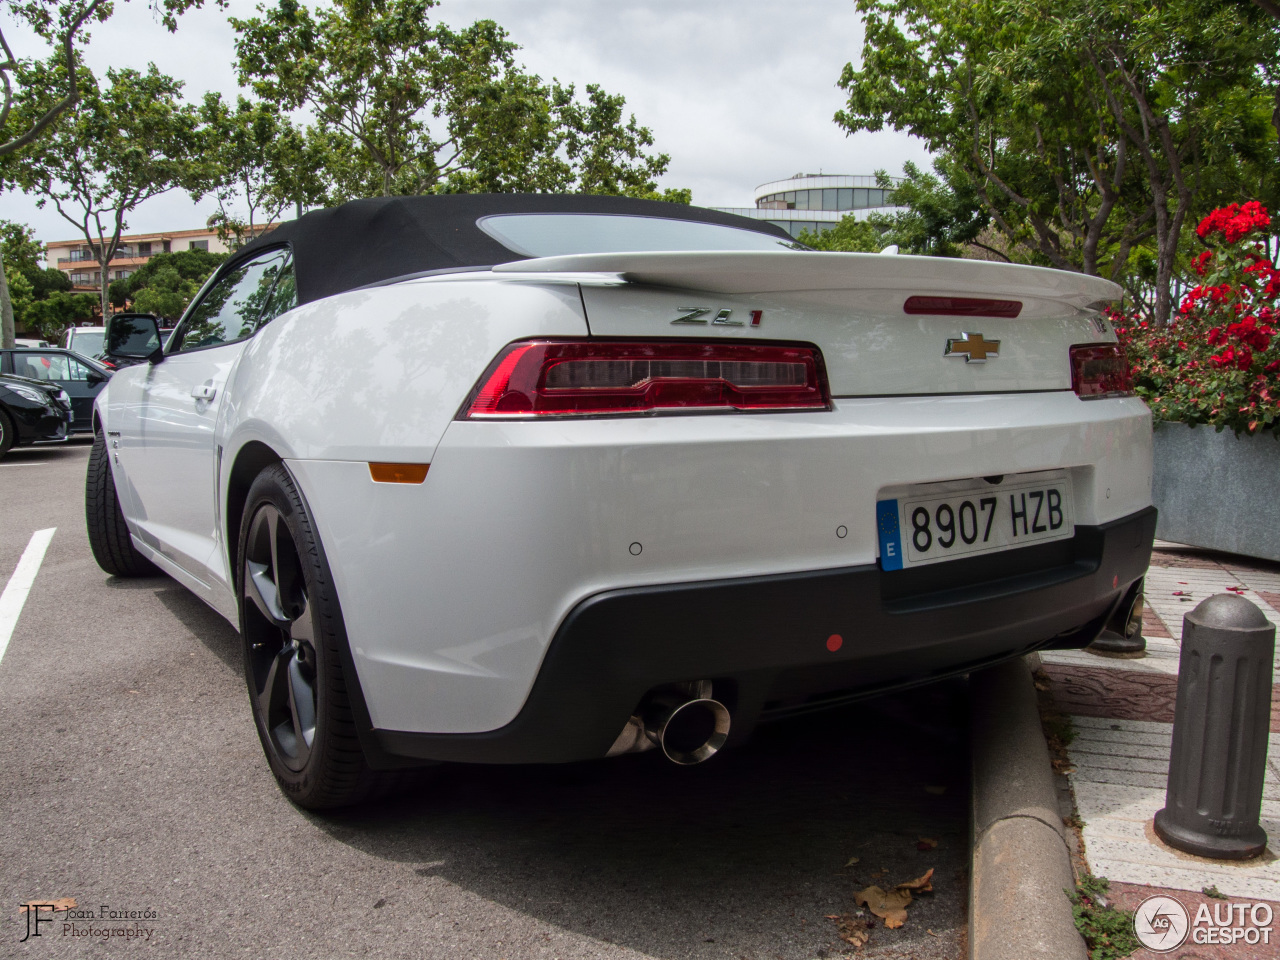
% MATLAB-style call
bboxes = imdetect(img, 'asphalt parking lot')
[2,441,970,959]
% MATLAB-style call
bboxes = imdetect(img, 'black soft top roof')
[232,194,793,305]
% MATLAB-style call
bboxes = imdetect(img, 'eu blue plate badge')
[877,499,903,571]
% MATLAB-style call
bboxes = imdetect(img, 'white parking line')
[0,528,56,665]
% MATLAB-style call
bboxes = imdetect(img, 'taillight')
[461,340,830,418]
[904,296,1022,318]
[1070,343,1134,399]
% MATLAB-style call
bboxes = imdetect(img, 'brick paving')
[1036,541,1280,951]
[1108,882,1280,960]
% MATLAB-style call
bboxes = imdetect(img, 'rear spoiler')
[493,250,1122,309]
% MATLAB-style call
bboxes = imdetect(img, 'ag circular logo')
[1134,895,1190,952]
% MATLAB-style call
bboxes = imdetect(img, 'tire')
[0,408,14,459]
[85,431,159,577]
[238,463,389,809]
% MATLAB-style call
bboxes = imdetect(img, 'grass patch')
[1069,874,1141,960]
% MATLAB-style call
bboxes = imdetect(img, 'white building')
[711,173,902,238]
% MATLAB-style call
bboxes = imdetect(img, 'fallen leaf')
[870,868,888,878]
[845,856,860,866]
[19,898,76,915]
[828,913,871,947]
[854,885,913,928]
[1172,590,1191,596]
[1226,585,1246,593]
[924,785,946,795]
[916,837,938,851]
[1178,581,1188,585]
[897,868,935,893]
[927,928,941,938]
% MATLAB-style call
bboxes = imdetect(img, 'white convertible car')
[88,195,1155,808]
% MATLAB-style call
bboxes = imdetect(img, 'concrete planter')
[1152,421,1280,562]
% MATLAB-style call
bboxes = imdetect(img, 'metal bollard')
[1154,594,1275,860]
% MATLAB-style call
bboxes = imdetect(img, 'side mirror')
[85,368,108,385]
[105,314,164,364]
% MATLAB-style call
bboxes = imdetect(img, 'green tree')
[0,218,46,348]
[22,287,95,338]
[198,94,329,246]
[109,248,226,310]
[837,0,1280,322]
[0,220,42,274]
[7,59,208,320]
[873,161,1000,259]
[0,219,73,296]
[0,0,213,347]
[130,264,200,319]
[5,268,33,327]
[796,216,882,252]
[0,218,73,333]
[231,0,684,200]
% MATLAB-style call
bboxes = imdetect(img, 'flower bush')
[1112,202,1280,435]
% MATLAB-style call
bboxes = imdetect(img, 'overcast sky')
[0,0,931,245]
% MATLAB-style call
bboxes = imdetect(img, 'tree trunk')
[0,243,14,349]
[98,260,111,323]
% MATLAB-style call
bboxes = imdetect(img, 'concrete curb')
[969,657,1087,960]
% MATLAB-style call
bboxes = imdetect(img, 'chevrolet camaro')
[86,195,1155,808]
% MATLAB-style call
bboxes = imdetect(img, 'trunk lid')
[494,251,1121,396]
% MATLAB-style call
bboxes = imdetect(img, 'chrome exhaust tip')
[1088,579,1147,658]
[643,693,731,765]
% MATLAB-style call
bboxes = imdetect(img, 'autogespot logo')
[1134,895,1190,952]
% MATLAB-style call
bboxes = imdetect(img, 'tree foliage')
[837,0,1280,322]
[231,0,686,201]
[799,161,996,256]
[22,288,96,337]
[796,216,881,252]
[0,0,213,159]
[0,217,72,332]
[198,93,329,245]
[6,58,208,319]
[109,248,226,314]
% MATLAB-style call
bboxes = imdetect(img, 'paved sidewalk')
[1037,542,1280,955]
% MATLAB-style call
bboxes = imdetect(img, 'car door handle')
[191,382,217,401]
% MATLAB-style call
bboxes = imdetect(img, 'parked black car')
[0,372,73,458]
[0,348,112,434]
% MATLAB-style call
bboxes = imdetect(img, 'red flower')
[1197,201,1272,244]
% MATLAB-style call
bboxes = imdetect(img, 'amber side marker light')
[369,462,430,484]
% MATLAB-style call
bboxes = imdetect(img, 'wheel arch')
[224,439,284,590]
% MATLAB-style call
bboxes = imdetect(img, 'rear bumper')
[375,505,1156,764]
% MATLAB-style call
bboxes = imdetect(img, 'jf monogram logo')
[19,899,75,942]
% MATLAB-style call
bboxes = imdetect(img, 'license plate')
[877,472,1074,570]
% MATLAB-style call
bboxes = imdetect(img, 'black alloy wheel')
[238,463,390,808]
[243,502,318,772]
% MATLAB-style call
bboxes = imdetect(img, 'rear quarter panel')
[222,275,588,464]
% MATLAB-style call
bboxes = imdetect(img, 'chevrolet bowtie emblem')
[944,332,1000,362]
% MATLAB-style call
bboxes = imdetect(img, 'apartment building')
[46,226,253,292]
